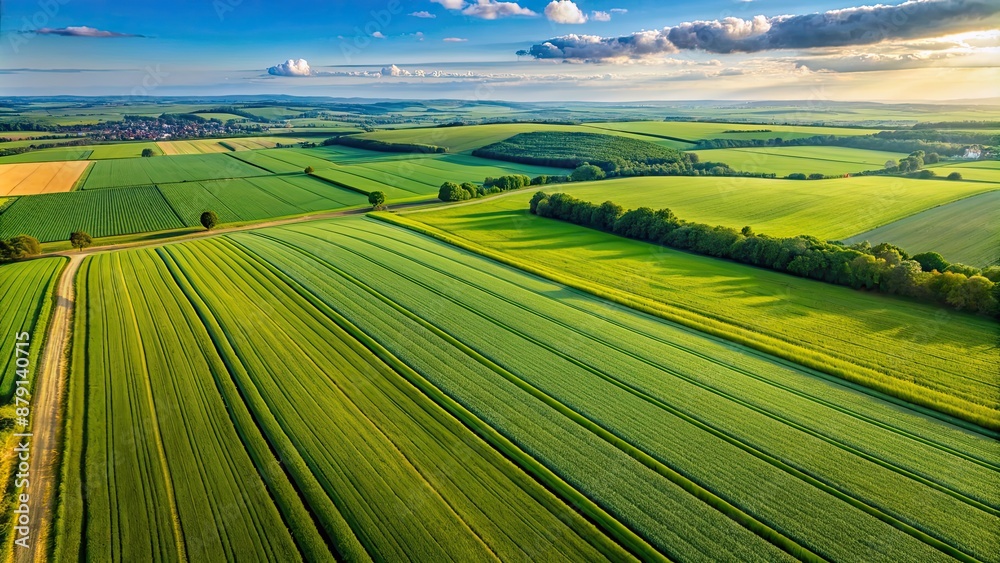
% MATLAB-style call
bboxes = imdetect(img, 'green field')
[928,160,1000,183]
[591,121,879,142]
[82,154,267,189]
[222,217,997,561]
[56,243,628,561]
[692,146,908,176]
[86,142,164,160]
[504,175,998,240]
[847,190,1000,267]
[0,148,94,163]
[0,258,63,400]
[358,123,692,153]
[158,175,367,226]
[0,186,184,241]
[403,201,998,427]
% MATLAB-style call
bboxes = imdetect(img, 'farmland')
[590,121,879,142]
[0,186,183,241]
[82,154,267,189]
[0,258,63,400]
[155,139,229,155]
[0,161,90,195]
[85,142,164,159]
[692,146,908,176]
[57,242,627,561]
[0,148,94,163]
[496,174,999,240]
[847,190,1000,267]
[217,217,997,561]
[158,175,367,226]
[357,123,692,153]
[403,201,998,426]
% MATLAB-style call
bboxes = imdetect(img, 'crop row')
[56,241,622,561]
[0,258,63,400]
[82,154,266,189]
[231,217,998,562]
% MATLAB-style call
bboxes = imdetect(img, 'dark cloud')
[30,26,145,38]
[528,0,1000,60]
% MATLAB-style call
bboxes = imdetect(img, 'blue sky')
[1,0,997,101]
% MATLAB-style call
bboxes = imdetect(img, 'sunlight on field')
[0,161,91,196]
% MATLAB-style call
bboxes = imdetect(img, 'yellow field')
[0,161,91,196]
[220,136,310,150]
[156,139,230,155]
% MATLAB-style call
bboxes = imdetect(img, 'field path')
[16,254,81,563]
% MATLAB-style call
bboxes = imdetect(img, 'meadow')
[401,202,998,427]
[228,217,998,561]
[81,154,267,189]
[692,146,907,176]
[0,161,90,196]
[56,242,627,562]
[847,190,1000,267]
[85,142,164,159]
[505,174,998,240]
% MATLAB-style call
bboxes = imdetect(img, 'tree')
[947,172,963,181]
[368,191,386,209]
[141,148,155,157]
[70,230,93,252]
[571,164,605,182]
[438,181,465,202]
[884,159,898,170]
[741,226,755,237]
[4,235,41,260]
[304,166,315,174]
[808,173,825,180]
[200,210,219,231]
[912,251,948,273]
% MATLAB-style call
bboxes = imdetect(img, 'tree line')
[529,192,999,318]
[324,136,446,154]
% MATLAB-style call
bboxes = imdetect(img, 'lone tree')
[368,191,386,210]
[304,166,315,174]
[141,148,156,157]
[947,172,963,181]
[70,230,93,252]
[200,210,219,231]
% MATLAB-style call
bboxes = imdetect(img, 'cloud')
[591,11,612,22]
[372,31,386,39]
[462,0,536,19]
[443,37,469,42]
[267,58,311,76]
[409,11,436,18]
[546,1,587,24]
[527,0,1000,60]
[431,0,466,8]
[30,26,144,38]
[610,8,628,14]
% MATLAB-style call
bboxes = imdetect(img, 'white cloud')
[372,31,386,39]
[31,26,145,38]
[545,1,588,24]
[610,8,627,13]
[591,11,612,22]
[431,0,466,8]
[267,58,311,77]
[409,11,436,18]
[462,0,536,19]
[443,37,469,42]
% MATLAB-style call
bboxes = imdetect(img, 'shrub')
[947,172,963,181]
